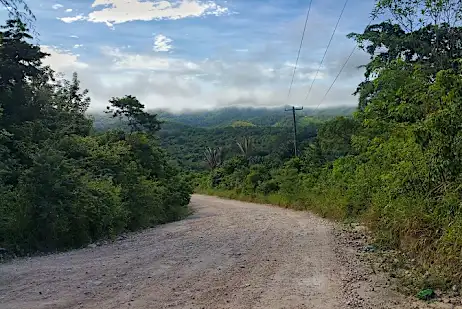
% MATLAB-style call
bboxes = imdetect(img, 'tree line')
[0,19,192,256]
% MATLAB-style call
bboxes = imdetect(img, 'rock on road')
[0,195,409,309]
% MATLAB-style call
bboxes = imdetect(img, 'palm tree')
[204,146,223,170]
[236,137,252,158]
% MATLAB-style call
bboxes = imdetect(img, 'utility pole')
[285,106,303,157]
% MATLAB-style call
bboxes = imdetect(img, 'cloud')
[102,47,198,72]
[153,34,173,52]
[58,0,229,27]
[65,8,73,12]
[69,35,79,38]
[58,14,86,23]
[41,46,89,72]
[52,4,63,10]
[74,44,84,49]
[41,44,365,112]
[43,0,373,112]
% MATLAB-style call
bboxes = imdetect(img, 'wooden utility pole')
[285,106,303,157]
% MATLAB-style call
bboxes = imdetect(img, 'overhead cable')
[305,0,350,101]
[315,18,375,110]
[287,0,314,99]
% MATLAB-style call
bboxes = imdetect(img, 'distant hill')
[231,121,256,127]
[90,106,356,170]
[152,106,356,128]
[158,121,317,171]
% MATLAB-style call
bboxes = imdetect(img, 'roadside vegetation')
[2,0,462,293]
[196,0,462,286]
[0,18,192,256]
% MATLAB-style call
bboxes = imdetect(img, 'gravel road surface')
[0,195,410,309]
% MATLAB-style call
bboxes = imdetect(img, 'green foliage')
[91,106,353,171]
[231,120,255,127]
[197,10,462,283]
[106,95,162,133]
[417,288,435,300]
[155,122,317,171]
[0,19,192,255]
[151,106,356,128]
[236,137,252,158]
[349,21,462,111]
[373,0,462,30]
[204,146,223,170]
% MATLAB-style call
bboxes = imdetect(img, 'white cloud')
[88,46,361,106]
[98,50,309,89]
[283,61,327,81]
[153,34,173,52]
[41,46,89,72]
[58,14,86,23]
[70,35,79,38]
[52,3,63,10]
[41,0,374,112]
[102,47,196,72]
[102,47,170,70]
[38,38,367,112]
[65,8,73,12]
[58,0,228,26]
[74,44,84,49]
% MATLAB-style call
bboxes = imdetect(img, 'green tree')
[204,146,223,170]
[0,18,192,256]
[349,22,462,110]
[107,95,162,133]
[196,0,462,282]
[374,0,462,30]
[0,19,49,125]
[316,117,359,161]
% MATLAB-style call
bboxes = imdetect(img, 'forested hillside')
[92,106,352,131]
[0,19,192,256]
[92,107,346,170]
[197,0,462,284]
[158,122,317,170]
[154,106,355,128]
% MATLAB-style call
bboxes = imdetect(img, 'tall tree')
[0,17,193,256]
[374,0,462,30]
[106,95,162,133]
[55,72,90,114]
[349,21,462,110]
[0,19,48,126]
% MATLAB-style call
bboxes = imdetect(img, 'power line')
[305,0,350,101]
[315,46,358,110]
[315,18,375,111]
[287,0,314,99]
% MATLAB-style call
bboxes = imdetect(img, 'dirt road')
[0,195,409,309]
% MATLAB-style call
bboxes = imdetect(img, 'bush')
[0,20,193,255]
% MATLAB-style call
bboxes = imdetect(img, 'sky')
[1,0,377,111]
